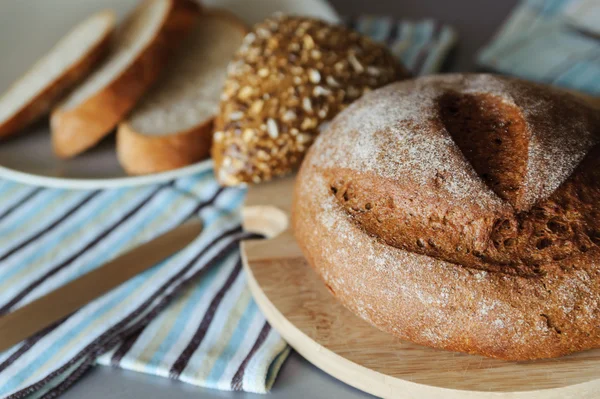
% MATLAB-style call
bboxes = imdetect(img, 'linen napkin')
[0,16,456,399]
[478,0,600,95]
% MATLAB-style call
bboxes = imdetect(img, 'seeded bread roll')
[212,14,409,186]
[293,74,600,360]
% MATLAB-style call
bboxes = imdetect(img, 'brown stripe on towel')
[0,191,100,262]
[110,326,145,367]
[169,260,243,378]
[187,187,226,217]
[387,17,401,44]
[0,315,72,373]
[0,187,42,221]
[231,322,271,391]
[38,355,98,399]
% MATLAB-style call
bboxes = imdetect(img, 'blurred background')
[329,0,520,71]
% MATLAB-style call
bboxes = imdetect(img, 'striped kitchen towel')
[0,172,291,398]
[478,0,600,95]
[0,15,455,399]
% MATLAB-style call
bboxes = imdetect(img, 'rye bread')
[293,74,600,360]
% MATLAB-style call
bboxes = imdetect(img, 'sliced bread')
[116,9,246,175]
[0,10,116,139]
[50,0,201,159]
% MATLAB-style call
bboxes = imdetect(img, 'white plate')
[0,0,339,190]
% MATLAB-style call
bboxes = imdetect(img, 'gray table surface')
[63,0,519,397]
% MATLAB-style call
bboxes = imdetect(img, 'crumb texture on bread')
[60,1,169,110]
[293,74,600,360]
[117,9,246,175]
[127,11,246,136]
[50,0,200,158]
[0,10,115,138]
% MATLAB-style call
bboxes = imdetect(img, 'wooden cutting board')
[240,176,600,399]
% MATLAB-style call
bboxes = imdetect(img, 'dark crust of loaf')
[292,73,600,360]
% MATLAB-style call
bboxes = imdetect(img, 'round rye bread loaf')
[292,74,600,360]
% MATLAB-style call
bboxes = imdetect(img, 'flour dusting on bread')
[315,74,598,210]
[293,74,600,360]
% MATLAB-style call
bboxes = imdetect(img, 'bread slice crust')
[117,9,247,175]
[50,0,201,159]
[117,119,213,174]
[0,10,116,139]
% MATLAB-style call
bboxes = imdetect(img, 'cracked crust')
[292,74,600,360]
